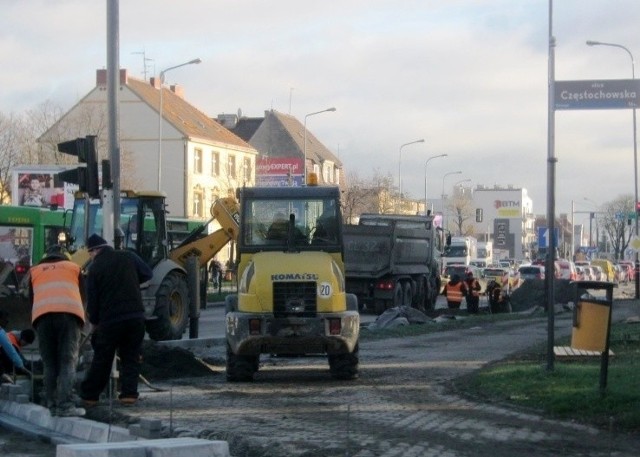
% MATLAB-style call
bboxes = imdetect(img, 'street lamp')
[587,39,639,298]
[398,139,425,206]
[157,58,201,191]
[424,153,447,214]
[441,171,462,233]
[303,107,336,185]
[583,197,599,250]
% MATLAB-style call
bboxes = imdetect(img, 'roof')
[232,110,342,167]
[126,77,254,152]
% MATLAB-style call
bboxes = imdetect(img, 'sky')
[1,0,639,226]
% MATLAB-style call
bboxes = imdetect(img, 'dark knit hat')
[87,234,109,252]
[43,245,70,261]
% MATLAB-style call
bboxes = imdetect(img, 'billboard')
[11,165,77,209]
[256,157,304,187]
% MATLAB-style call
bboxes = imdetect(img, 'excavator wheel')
[226,343,259,382]
[147,271,189,341]
[328,345,359,380]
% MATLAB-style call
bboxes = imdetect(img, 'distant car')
[443,264,482,280]
[556,260,577,281]
[518,265,545,281]
[591,265,605,281]
[591,259,616,283]
[613,264,627,284]
[575,265,586,281]
[617,261,634,281]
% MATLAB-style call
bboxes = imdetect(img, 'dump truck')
[224,185,360,382]
[343,213,441,315]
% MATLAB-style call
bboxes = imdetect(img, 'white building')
[39,69,258,219]
[470,185,535,261]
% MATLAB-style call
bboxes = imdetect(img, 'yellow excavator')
[66,191,240,340]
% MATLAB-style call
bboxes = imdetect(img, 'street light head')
[586,40,600,46]
[190,58,202,64]
[327,107,336,112]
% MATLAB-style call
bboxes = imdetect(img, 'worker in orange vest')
[443,274,468,310]
[30,245,86,417]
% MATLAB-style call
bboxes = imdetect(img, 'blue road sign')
[537,227,559,248]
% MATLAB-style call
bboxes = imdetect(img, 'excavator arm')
[168,197,240,269]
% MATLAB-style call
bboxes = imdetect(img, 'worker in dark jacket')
[443,274,468,310]
[30,245,85,416]
[80,233,153,407]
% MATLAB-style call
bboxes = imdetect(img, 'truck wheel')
[147,271,189,341]
[328,345,359,380]
[402,282,412,307]
[392,283,403,308]
[226,343,258,382]
[415,277,427,312]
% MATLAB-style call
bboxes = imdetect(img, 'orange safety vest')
[30,261,85,325]
[7,331,20,349]
[446,282,465,303]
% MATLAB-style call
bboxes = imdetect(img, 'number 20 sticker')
[318,282,332,297]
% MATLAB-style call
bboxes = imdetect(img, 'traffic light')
[475,208,483,223]
[636,201,640,214]
[57,135,99,197]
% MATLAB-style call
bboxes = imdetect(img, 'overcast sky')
[2,0,639,225]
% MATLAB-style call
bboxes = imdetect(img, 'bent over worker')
[80,234,153,407]
[443,274,468,310]
[30,245,86,417]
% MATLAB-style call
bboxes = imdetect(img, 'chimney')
[170,84,184,99]
[96,69,128,86]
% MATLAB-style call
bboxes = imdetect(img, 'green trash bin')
[570,281,614,352]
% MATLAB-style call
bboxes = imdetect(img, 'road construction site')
[2,282,639,457]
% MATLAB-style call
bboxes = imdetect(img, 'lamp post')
[157,58,201,191]
[441,171,462,234]
[586,40,638,297]
[398,139,425,209]
[303,107,336,185]
[424,153,447,214]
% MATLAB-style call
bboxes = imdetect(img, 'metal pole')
[545,0,556,372]
[424,153,447,214]
[157,58,201,191]
[398,139,424,211]
[586,40,638,297]
[106,0,120,234]
[303,107,336,186]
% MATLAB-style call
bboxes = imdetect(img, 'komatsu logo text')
[271,273,319,281]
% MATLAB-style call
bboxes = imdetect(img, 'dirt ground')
[80,295,640,457]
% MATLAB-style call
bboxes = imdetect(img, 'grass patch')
[453,321,640,433]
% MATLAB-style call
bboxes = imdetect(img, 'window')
[194,148,203,174]
[228,155,237,179]
[192,187,204,217]
[243,157,252,183]
[211,151,220,177]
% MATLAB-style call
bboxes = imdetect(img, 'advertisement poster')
[255,157,304,187]
[11,166,77,209]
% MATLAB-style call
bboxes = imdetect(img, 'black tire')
[328,345,359,380]
[392,283,403,308]
[226,343,258,382]
[146,271,189,341]
[402,282,412,307]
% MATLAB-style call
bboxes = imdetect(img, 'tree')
[447,186,475,236]
[0,113,25,202]
[600,194,634,260]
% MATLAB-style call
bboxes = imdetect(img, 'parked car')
[556,260,577,281]
[583,266,596,281]
[518,265,545,281]
[575,265,587,281]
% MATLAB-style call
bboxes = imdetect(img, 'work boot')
[57,406,86,417]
